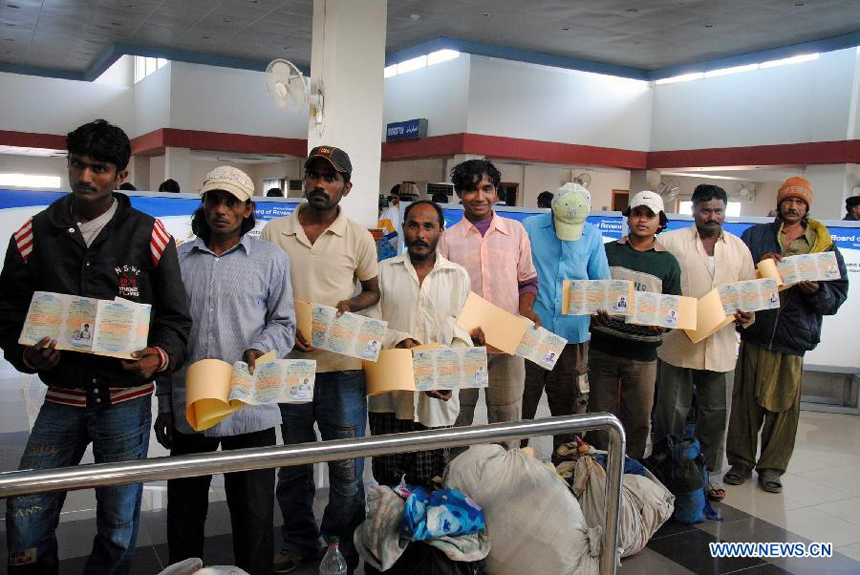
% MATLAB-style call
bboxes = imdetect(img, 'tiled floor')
[1,370,859,574]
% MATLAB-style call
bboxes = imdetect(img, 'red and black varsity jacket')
[0,192,192,402]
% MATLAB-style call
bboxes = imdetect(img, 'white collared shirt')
[366,253,473,427]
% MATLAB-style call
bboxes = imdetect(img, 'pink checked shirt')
[438,213,537,316]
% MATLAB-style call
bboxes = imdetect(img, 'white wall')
[134,63,172,137]
[665,176,779,217]
[0,154,69,189]
[382,55,471,138]
[467,56,653,151]
[652,48,859,150]
[380,159,447,197]
[169,62,308,138]
[0,71,133,137]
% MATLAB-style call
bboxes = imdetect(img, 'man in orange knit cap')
[725,177,848,493]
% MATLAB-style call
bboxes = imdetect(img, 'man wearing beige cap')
[726,177,847,493]
[522,182,610,456]
[155,166,296,574]
[588,191,681,459]
[653,184,755,502]
[261,146,379,573]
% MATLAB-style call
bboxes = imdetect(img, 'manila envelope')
[294,299,314,339]
[684,288,735,344]
[756,259,791,291]
[456,292,532,355]
[363,349,416,397]
[185,359,243,431]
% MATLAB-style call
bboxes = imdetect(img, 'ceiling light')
[427,49,459,65]
[7,4,19,8]
[481,12,490,17]
[794,2,805,5]
[655,72,704,85]
[5,23,15,27]
[759,53,819,68]
[110,22,121,26]
[201,35,210,39]
[625,8,639,12]
[632,40,642,45]
[410,14,420,21]
[703,24,715,28]
[3,38,13,41]
[396,55,427,74]
[562,27,570,31]
[704,63,758,77]
[222,18,232,23]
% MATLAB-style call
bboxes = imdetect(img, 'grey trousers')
[652,360,733,475]
[455,354,525,450]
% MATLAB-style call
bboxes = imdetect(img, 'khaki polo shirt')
[261,204,379,373]
[657,224,756,372]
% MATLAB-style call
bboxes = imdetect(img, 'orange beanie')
[777,177,813,208]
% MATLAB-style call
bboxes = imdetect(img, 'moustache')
[308,188,327,198]
[73,185,96,193]
[409,241,429,248]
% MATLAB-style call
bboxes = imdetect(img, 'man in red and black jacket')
[0,119,191,574]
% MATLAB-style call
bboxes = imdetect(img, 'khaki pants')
[587,348,657,459]
[455,354,525,450]
[521,343,589,453]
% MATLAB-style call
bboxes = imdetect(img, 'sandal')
[758,469,783,493]
[724,464,753,486]
[707,485,726,501]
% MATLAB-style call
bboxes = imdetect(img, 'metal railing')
[0,414,626,575]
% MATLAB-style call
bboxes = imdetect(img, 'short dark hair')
[403,200,445,228]
[431,192,450,204]
[119,182,136,191]
[537,191,554,207]
[691,184,727,205]
[450,159,501,193]
[159,179,180,193]
[390,184,401,196]
[266,187,284,197]
[191,202,256,243]
[66,119,131,171]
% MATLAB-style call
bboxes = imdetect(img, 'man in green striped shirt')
[588,191,681,459]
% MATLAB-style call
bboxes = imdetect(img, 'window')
[0,173,61,188]
[134,56,168,84]
[679,200,741,217]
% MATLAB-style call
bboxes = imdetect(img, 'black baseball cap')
[305,145,352,175]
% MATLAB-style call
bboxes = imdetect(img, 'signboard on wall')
[385,118,428,141]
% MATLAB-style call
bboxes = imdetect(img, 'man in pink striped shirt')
[438,159,539,430]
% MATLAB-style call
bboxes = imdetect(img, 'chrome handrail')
[0,414,625,575]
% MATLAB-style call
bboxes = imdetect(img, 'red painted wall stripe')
[0,130,65,151]
[648,140,860,169]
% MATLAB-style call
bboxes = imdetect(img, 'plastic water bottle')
[319,536,347,575]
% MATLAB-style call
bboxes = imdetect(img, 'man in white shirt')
[653,184,755,502]
[367,200,473,485]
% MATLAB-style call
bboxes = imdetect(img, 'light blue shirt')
[523,214,610,344]
[157,234,296,437]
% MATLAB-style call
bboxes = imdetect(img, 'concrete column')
[629,169,662,194]
[308,0,387,227]
[164,147,192,195]
[804,164,853,220]
[130,155,151,191]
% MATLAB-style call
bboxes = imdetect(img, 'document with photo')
[626,292,697,330]
[364,345,489,396]
[19,291,151,359]
[185,352,316,431]
[564,279,634,316]
[306,303,388,362]
[717,278,780,314]
[515,325,567,370]
[776,252,841,285]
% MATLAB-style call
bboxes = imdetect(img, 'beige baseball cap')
[552,182,591,241]
[627,190,664,215]
[200,166,254,202]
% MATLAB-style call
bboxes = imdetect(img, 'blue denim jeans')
[6,395,152,575]
[276,370,367,569]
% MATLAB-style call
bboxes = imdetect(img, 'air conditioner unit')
[413,181,455,199]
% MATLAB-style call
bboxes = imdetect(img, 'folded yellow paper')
[456,292,532,354]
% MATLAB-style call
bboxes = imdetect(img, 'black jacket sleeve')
[799,244,849,316]
[0,236,38,374]
[148,235,192,373]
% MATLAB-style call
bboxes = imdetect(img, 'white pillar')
[130,156,151,191]
[308,0,387,227]
[804,164,852,220]
[164,147,192,195]
[629,169,662,194]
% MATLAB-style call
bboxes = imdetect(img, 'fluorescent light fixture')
[704,63,759,77]
[383,64,397,78]
[427,49,459,65]
[759,53,819,68]
[655,72,704,85]
[396,55,427,74]
[0,173,61,188]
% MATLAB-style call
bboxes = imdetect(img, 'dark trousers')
[521,343,589,454]
[167,427,276,575]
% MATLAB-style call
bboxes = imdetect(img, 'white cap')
[627,190,664,215]
[551,182,591,241]
[200,166,254,202]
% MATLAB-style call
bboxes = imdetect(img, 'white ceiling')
[1,0,859,75]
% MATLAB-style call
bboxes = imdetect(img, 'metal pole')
[0,414,625,575]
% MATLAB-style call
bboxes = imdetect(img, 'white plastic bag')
[444,445,600,575]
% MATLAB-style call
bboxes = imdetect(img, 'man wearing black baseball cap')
[261,145,379,573]
[844,195,860,220]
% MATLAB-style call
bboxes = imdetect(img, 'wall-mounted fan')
[265,59,324,125]
[657,179,680,202]
[572,172,592,189]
